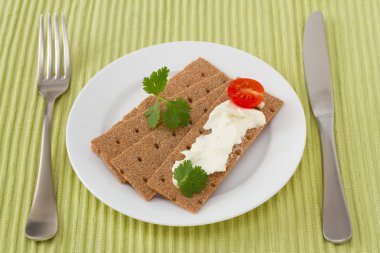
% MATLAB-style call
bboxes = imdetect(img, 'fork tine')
[38,15,44,81]
[54,14,60,79]
[61,14,70,80]
[46,14,52,79]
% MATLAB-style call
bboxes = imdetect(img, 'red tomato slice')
[228,78,265,108]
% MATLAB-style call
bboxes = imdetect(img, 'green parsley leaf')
[173,160,208,198]
[162,98,191,129]
[143,66,169,95]
[173,160,193,185]
[143,100,160,128]
[141,67,191,130]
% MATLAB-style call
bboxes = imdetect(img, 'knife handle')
[316,115,352,243]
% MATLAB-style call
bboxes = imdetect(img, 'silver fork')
[25,13,70,241]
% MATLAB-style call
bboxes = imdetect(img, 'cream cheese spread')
[172,100,266,186]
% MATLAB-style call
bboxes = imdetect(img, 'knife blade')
[304,12,334,117]
[303,12,352,244]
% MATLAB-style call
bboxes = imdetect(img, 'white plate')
[66,41,306,226]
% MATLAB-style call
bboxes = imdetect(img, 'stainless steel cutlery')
[304,11,352,243]
[25,13,70,241]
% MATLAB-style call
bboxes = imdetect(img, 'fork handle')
[316,115,352,243]
[25,99,58,241]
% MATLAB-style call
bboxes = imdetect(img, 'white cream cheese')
[258,101,265,109]
[172,100,266,186]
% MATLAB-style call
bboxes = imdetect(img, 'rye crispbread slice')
[121,57,222,120]
[107,57,220,124]
[108,57,221,130]
[110,83,230,200]
[91,71,230,182]
[147,92,283,213]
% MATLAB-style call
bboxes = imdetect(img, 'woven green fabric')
[1,0,379,252]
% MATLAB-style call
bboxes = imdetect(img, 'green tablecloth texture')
[1,0,379,252]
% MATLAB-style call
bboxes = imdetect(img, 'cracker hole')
[137,156,142,162]
[186,83,190,87]
[97,149,102,155]
[201,72,205,77]
[154,143,159,149]
[211,183,216,187]
[116,139,120,144]
[186,145,191,150]
[172,132,176,137]
[135,128,139,133]
[171,197,177,201]
[203,107,208,113]
[221,78,226,83]
[143,177,148,182]
[205,88,210,93]
[199,129,204,135]
[187,97,193,103]
[246,135,253,140]
[119,170,124,175]
[189,120,192,125]
[270,107,275,112]
[197,200,203,205]
[160,177,165,183]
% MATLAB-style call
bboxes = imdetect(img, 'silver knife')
[303,12,352,243]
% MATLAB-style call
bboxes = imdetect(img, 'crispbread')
[91,71,230,182]
[110,83,230,200]
[108,58,220,131]
[122,57,222,120]
[147,92,283,213]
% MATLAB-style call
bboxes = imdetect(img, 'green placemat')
[1,0,379,252]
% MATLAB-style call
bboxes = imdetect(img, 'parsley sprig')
[173,160,208,197]
[143,67,191,129]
